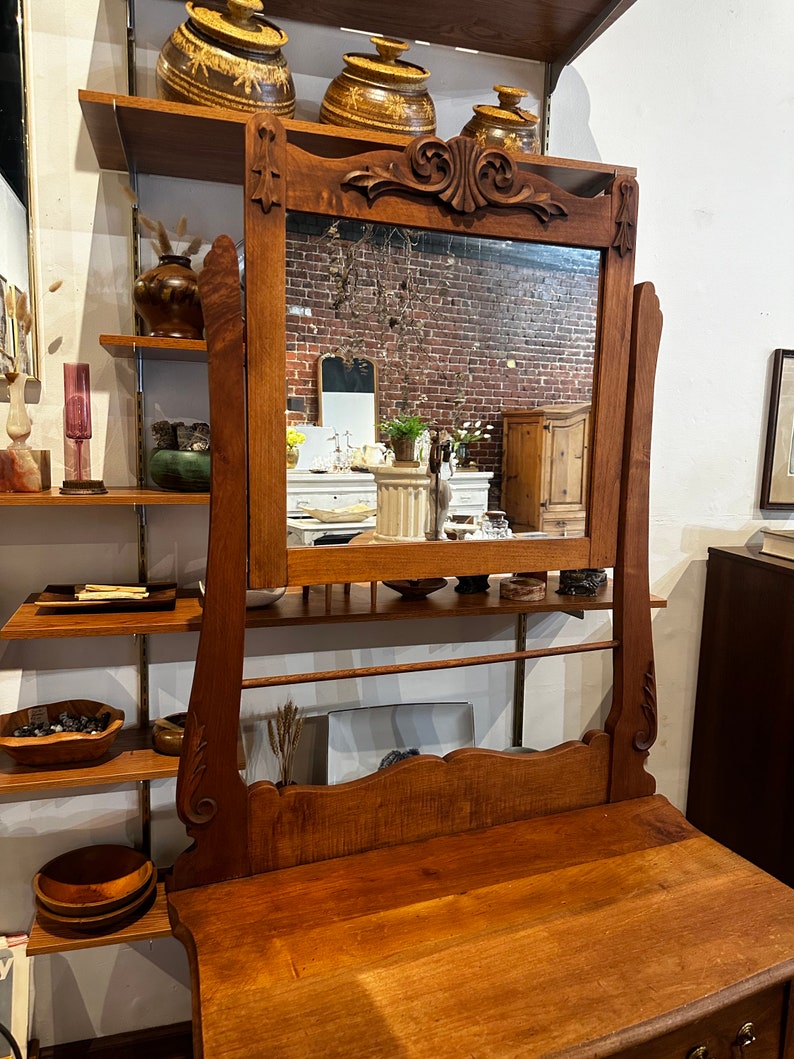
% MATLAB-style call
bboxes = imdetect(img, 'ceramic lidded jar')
[460,85,540,155]
[320,37,435,136]
[156,0,295,116]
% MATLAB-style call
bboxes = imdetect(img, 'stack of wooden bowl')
[33,845,156,933]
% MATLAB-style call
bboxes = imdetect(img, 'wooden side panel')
[171,235,250,890]
[245,115,289,590]
[247,733,610,873]
[607,281,663,800]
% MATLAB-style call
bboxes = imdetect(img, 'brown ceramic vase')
[460,85,540,156]
[133,255,204,340]
[320,37,435,136]
[156,0,295,116]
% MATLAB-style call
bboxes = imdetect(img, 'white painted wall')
[550,0,794,807]
[1,0,791,1046]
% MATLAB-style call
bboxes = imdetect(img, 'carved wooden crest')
[177,711,218,827]
[612,180,636,257]
[343,135,568,220]
[250,118,282,213]
[633,661,658,753]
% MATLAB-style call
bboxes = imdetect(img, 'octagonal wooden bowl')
[33,844,153,918]
[0,700,124,766]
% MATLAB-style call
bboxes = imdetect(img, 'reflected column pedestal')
[372,465,429,543]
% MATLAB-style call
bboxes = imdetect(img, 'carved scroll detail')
[177,711,218,826]
[633,661,658,752]
[344,135,568,220]
[612,179,636,256]
[250,119,281,213]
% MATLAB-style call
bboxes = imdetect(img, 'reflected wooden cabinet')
[501,404,590,535]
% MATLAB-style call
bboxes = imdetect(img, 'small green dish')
[149,449,210,492]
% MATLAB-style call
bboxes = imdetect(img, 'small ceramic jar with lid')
[156,0,295,116]
[460,85,540,155]
[320,37,435,136]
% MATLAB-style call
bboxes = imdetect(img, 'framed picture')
[761,349,794,509]
[0,274,9,370]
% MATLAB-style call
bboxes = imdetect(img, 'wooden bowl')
[33,844,153,918]
[0,700,124,766]
[152,712,188,756]
[35,870,157,931]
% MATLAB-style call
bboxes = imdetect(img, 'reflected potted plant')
[379,412,428,464]
[286,426,306,469]
[451,419,493,468]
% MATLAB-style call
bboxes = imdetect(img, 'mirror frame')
[317,351,378,447]
[0,0,38,380]
[244,116,638,590]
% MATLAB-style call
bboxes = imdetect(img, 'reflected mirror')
[0,0,36,377]
[317,353,377,449]
[286,214,599,532]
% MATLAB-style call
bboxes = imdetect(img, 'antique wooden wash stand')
[166,115,794,1057]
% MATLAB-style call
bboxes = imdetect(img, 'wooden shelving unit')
[0,726,180,795]
[0,487,207,506]
[100,333,207,362]
[1,578,665,640]
[27,879,172,956]
[77,90,630,199]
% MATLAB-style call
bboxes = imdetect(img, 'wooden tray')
[34,583,177,612]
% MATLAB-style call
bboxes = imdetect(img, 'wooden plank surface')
[0,726,179,794]
[28,880,172,955]
[0,487,207,506]
[168,796,794,1058]
[1,578,665,639]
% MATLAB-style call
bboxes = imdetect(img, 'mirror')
[317,353,377,449]
[243,119,638,589]
[287,215,599,513]
[0,0,37,378]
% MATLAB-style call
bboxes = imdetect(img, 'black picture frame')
[761,348,794,509]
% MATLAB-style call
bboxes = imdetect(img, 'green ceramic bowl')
[149,449,210,492]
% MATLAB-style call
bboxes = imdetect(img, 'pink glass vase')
[63,363,92,481]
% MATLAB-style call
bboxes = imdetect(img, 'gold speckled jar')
[320,37,435,136]
[460,85,540,155]
[156,0,295,116]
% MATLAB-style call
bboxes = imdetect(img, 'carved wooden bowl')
[0,700,124,766]
[33,844,154,918]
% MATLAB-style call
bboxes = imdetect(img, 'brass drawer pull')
[734,1022,757,1051]
[686,1048,714,1059]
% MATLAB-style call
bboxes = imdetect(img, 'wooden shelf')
[78,90,632,198]
[27,878,172,956]
[0,487,208,506]
[1,579,665,640]
[0,726,180,795]
[100,333,207,362]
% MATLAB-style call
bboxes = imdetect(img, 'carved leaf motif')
[344,135,568,221]
[612,180,636,257]
[633,661,658,752]
[250,119,281,214]
[178,711,218,827]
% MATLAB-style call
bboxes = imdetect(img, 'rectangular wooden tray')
[35,583,177,612]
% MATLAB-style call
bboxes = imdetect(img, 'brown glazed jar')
[460,85,540,155]
[133,255,204,340]
[320,37,435,136]
[156,0,295,116]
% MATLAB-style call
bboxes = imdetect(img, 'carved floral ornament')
[248,118,635,258]
[342,134,569,219]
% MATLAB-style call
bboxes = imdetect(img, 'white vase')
[4,372,31,448]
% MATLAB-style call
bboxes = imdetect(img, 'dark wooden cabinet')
[686,545,794,887]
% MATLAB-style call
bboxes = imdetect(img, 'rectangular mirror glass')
[285,213,598,536]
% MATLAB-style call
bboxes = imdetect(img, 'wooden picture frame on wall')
[761,349,794,509]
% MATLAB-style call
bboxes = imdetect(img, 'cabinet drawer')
[614,983,787,1059]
